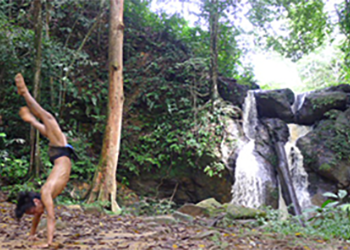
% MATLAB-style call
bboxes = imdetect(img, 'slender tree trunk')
[44,0,55,107]
[88,0,124,213]
[209,0,219,103]
[29,0,43,177]
[45,0,51,40]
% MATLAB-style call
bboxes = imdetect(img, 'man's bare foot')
[15,73,28,96]
[19,107,36,123]
[27,235,40,241]
[33,243,50,249]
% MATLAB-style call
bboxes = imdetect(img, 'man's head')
[15,191,43,219]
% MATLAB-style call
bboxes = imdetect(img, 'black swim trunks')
[48,144,78,164]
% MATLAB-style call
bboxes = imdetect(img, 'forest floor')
[1,201,350,250]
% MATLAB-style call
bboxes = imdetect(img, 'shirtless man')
[14,73,77,248]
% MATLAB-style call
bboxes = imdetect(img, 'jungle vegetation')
[1,0,350,206]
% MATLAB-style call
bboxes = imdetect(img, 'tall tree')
[208,0,219,102]
[29,0,43,177]
[201,0,238,103]
[88,0,124,213]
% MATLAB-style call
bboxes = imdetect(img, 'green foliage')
[324,124,350,162]
[296,43,343,92]
[1,182,40,202]
[255,190,350,241]
[204,161,225,177]
[120,101,224,178]
[248,0,331,61]
[336,1,350,78]
[247,0,350,87]
[0,132,29,184]
[0,0,242,196]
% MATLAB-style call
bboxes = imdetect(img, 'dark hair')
[15,191,41,219]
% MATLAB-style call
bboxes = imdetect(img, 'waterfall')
[284,124,312,210]
[292,91,311,114]
[232,141,273,207]
[231,91,313,211]
[231,91,274,208]
[287,92,313,210]
[242,91,258,140]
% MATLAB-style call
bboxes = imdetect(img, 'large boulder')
[254,89,295,123]
[325,84,350,93]
[297,108,350,187]
[295,91,349,125]
[218,77,259,108]
[307,172,337,207]
[225,203,266,219]
[176,198,266,220]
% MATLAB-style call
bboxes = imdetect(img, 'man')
[14,73,77,248]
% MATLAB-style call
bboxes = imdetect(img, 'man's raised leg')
[19,107,47,137]
[15,73,66,146]
[15,73,47,121]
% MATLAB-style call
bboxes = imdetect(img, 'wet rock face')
[218,77,259,108]
[254,118,290,167]
[307,172,337,207]
[254,120,275,165]
[260,118,290,144]
[251,87,350,125]
[254,89,295,123]
[295,91,349,125]
[297,109,350,187]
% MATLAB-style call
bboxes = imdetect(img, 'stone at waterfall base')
[176,198,267,220]
[225,204,266,219]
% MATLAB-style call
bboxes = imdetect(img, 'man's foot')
[33,243,50,249]
[19,107,36,123]
[27,235,40,241]
[15,73,28,96]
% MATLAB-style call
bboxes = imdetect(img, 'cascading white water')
[242,91,258,140]
[284,124,312,210]
[232,141,272,207]
[292,92,310,114]
[231,91,273,208]
[232,91,313,210]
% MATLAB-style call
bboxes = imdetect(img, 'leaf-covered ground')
[0,201,350,250]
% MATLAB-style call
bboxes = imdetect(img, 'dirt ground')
[1,201,350,250]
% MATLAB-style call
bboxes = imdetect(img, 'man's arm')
[30,213,42,237]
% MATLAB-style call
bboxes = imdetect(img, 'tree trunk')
[88,0,124,213]
[29,0,43,177]
[209,0,219,103]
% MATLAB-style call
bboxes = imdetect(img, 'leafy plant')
[0,132,29,184]
[255,190,350,241]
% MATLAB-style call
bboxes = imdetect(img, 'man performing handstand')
[14,73,77,248]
